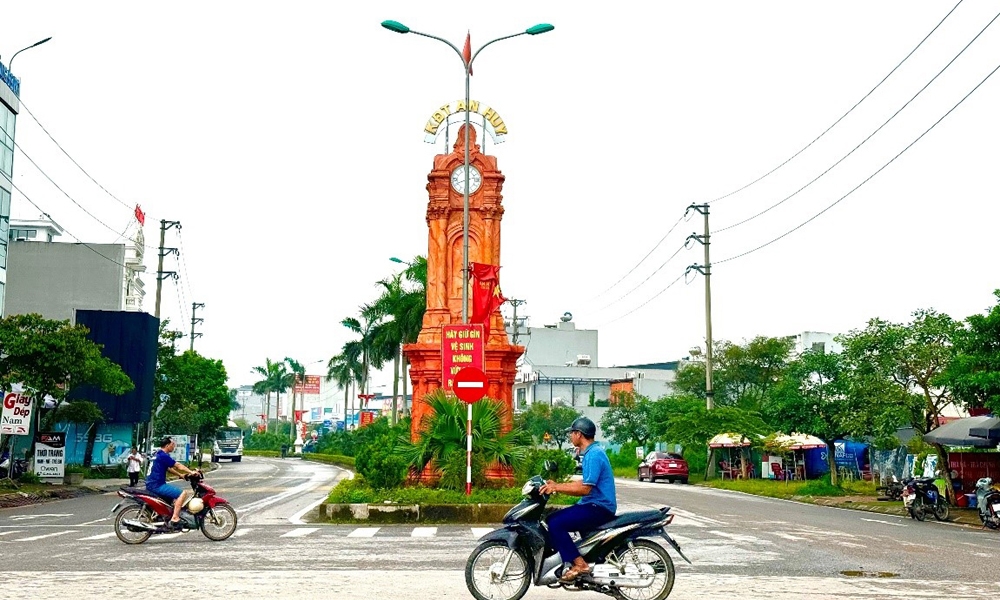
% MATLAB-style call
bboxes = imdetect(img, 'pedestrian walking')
[126,447,144,487]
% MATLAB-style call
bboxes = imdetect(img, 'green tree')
[940,290,1000,414]
[650,395,770,459]
[520,403,580,449]
[674,336,794,410]
[154,350,232,441]
[285,357,307,443]
[326,350,363,429]
[342,303,386,399]
[600,391,652,446]
[252,358,285,433]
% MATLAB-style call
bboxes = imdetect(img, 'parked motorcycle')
[975,477,1000,530]
[111,471,237,544]
[876,475,903,501]
[901,477,949,522]
[465,463,689,600]
[0,450,28,479]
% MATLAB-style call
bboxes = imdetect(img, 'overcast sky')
[5,1,998,390]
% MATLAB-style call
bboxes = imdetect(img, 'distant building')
[4,217,146,320]
[0,60,20,316]
[785,331,843,355]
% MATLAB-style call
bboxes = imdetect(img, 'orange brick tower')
[404,125,524,440]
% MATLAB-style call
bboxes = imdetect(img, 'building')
[4,217,146,320]
[786,331,843,355]
[0,59,20,316]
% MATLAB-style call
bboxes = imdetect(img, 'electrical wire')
[10,181,129,268]
[705,0,966,205]
[594,240,689,313]
[717,59,1000,265]
[596,272,686,328]
[716,6,1000,233]
[176,228,196,306]
[587,213,686,302]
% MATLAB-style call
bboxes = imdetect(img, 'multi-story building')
[4,217,146,320]
[0,59,20,316]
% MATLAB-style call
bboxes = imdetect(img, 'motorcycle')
[0,451,28,479]
[111,471,238,544]
[465,464,689,600]
[975,477,1000,530]
[901,477,949,522]
[876,475,903,501]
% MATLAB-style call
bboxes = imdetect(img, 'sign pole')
[466,403,473,495]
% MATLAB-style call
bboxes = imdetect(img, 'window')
[0,105,13,180]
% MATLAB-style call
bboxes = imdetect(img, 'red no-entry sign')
[454,367,488,404]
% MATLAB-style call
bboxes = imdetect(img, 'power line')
[9,181,129,268]
[176,228,196,306]
[596,271,686,328]
[594,240,689,313]
[716,5,1000,234]
[587,212,687,302]
[706,0,966,205]
[717,58,1000,265]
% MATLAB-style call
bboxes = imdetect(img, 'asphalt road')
[2,458,999,599]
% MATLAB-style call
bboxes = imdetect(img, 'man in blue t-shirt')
[540,417,617,582]
[146,437,200,529]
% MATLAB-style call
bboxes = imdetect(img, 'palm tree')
[252,358,284,433]
[372,274,407,425]
[285,357,307,444]
[342,302,386,398]
[375,256,427,423]
[326,349,363,430]
[272,362,295,428]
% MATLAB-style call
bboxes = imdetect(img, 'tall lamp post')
[5,37,52,73]
[381,20,553,496]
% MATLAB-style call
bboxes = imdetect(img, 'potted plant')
[64,465,87,485]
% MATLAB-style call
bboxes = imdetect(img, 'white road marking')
[411,527,437,537]
[15,531,76,542]
[9,514,72,521]
[153,533,183,540]
[280,528,320,538]
[347,527,380,538]
[471,528,493,539]
[77,533,117,541]
[0,530,25,536]
[231,528,253,538]
[76,518,110,526]
[861,518,907,527]
[773,532,808,541]
[708,530,773,544]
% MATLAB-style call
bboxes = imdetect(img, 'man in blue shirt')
[540,417,617,582]
[146,437,200,529]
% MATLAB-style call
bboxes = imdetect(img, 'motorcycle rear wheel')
[465,540,531,600]
[613,539,676,600]
[114,505,154,544]
[201,503,238,541]
[910,498,926,521]
[933,501,950,521]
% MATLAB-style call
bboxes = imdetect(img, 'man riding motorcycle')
[539,416,616,582]
[146,437,201,530]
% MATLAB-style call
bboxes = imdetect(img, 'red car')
[637,451,689,484]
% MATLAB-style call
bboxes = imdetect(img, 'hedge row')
[242,449,355,470]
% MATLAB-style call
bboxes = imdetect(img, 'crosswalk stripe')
[471,528,493,539]
[347,527,380,538]
[411,527,437,537]
[0,531,25,536]
[281,528,319,538]
[77,533,117,541]
[16,531,76,542]
[232,528,253,538]
[154,533,183,540]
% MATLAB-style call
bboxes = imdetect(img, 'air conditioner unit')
[576,354,591,366]
[624,370,639,379]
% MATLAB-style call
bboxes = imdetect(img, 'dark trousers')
[547,503,615,564]
[129,472,140,487]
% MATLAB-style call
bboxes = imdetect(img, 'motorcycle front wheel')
[201,503,238,541]
[911,498,926,521]
[933,500,950,521]
[465,540,531,600]
[114,505,154,544]
[614,539,676,600]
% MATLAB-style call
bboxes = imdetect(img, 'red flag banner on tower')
[134,204,145,225]
[463,31,473,76]
[470,262,505,333]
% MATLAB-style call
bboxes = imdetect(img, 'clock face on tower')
[451,165,482,195]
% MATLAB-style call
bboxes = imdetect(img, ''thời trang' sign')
[441,324,485,393]
[34,432,66,479]
[1,390,33,435]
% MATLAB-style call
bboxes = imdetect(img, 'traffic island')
[315,502,561,524]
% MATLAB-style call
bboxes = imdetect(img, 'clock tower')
[404,124,524,441]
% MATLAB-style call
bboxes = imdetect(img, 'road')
[2,457,999,599]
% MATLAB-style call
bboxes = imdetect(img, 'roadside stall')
[708,433,755,479]
[766,433,826,480]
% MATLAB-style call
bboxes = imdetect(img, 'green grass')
[326,477,577,506]
[700,476,876,499]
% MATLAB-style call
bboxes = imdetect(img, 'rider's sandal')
[559,564,591,582]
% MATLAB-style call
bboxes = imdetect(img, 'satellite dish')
[560,312,573,322]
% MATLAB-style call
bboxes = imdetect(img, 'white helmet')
[187,497,205,513]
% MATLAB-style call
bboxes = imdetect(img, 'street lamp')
[5,37,52,73]
[389,256,412,266]
[380,20,553,324]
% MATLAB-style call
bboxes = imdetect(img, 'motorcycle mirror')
[543,460,559,473]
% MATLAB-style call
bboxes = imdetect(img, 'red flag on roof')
[134,204,145,225]
[463,32,473,76]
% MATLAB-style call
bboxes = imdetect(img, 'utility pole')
[189,302,205,351]
[150,219,180,455]
[154,220,181,321]
[506,298,528,345]
[685,204,714,410]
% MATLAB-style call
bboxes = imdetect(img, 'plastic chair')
[770,462,785,480]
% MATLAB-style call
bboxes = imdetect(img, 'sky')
[4,1,999,391]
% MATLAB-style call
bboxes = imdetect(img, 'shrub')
[327,476,376,504]
[798,474,846,497]
[355,431,407,489]
[439,449,489,491]
[608,444,641,470]
[244,432,287,451]
[17,471,41,484]
[515,448,576,484]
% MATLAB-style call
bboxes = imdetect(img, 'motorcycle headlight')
[187,497,204,513]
